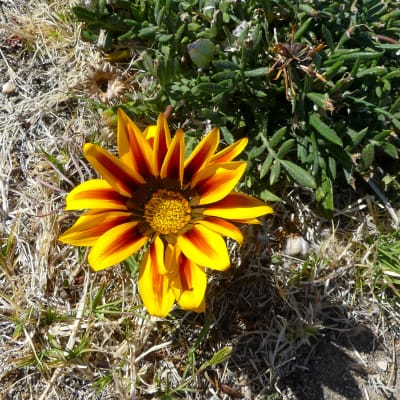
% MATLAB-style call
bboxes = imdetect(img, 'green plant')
[366,229,400,297]
[73,0,400,217]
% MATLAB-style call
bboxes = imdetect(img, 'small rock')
[2,81,16,94]
[376,359,388,371]
[285,235,310,256]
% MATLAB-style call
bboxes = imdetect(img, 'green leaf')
[328,156,337,180]
[321,24,335,51]
[259,189,282,202]
[361,143,375,169]
[307,93,334,111]
[382,143,399,159]
[244,67,269,78]
[323,59,345,79]
[200,346,232,371]
[72,6,98,22]
[157,33,174,43]
[193,82,224,94]
[212,70,239,80]
[118,28,136,41]
[277,139,295,158]
[383,70,400,80]
[316,174,334,219]
[269,127,287,148]
[309,113,343,146]
[260,153,274,179]
[294,17,312,41]
[324,51,383,66]
[138,25,158,39]
[212,60,240,71]
[188,39,216,68]
[142,52,155,75]
[356,66,387,78]
[280,160,317,188]
[346,127,368,148]
[269,160,281,186]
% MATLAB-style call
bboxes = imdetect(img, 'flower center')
[144,189,191,235]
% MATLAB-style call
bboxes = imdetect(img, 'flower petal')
[191,161,247,205]
[65,179,128,211]
[203,192,274,220]
[152,113,171,174]
[231,217,262,225]
[88,221,148,271]
[59,210,132,246]
[143,125,158,147]
[164,243,176,274]
[210,137,248,163]
[117,108,142,158]
[198,217,243,245]
[152,235,168,275]
[172,253,207,311]
[177,224,230,270]
[160,128,184,183]
[138,241,175,317]
[192,298,206,313]
[184,127,219,181]
[84,143,144,197]
[116,108,157,178]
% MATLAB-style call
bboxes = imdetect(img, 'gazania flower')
[60,109,273,317]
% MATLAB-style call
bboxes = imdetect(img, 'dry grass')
[1,1,399,399]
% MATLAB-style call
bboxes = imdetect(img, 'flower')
[60,109,273,317]
[84,62,127,103]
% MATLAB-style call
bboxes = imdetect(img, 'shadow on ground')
[202,259,399,400]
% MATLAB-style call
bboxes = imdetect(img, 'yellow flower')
[59,109,273,317]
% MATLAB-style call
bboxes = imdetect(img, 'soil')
[281,327,399,400]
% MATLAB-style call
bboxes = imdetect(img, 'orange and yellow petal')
[116,108,157,178]
[203,192,273,220]
[152,235,168,275]
[152,113,171,173]
[160,128,184,183]
[210,137,248,163]
[231,218,262,225]
[138,241,175,317]
[59,210,132,246]
[143,125,158,147]
[177,224,230,270]
[184,127,219,181]
[117,108,143,159]
[88,221,148,271]
[172,254,207,311]
[164,243,176,274]
[192,297,206,313]
[191,161,247,205]
[65,179,128,211]
[197,217,243,245]
[84,143,144,196]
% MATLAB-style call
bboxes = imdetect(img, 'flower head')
[60,109,273,317]
[85,62,127,103]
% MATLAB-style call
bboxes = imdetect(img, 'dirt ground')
[1,1,399,399]
[282,329,399,400]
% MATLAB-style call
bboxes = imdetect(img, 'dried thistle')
[84,62,127,103]
[270,36,326,101]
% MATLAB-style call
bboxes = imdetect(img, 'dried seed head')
[84,62,127,103]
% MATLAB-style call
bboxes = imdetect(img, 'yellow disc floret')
[144,189,191,235]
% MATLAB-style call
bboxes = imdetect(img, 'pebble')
[376,360,388,371]
[2,80,16,94]
[285,235,310,256]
